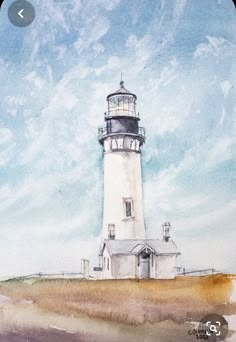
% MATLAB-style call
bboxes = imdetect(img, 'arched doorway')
[139,250,150,278]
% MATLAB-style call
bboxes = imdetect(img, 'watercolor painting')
[0,0,235,341]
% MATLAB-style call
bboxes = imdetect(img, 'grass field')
[0,274,235,341]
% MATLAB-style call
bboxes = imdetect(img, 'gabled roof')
[131,243,157,255]
[102,239,180,256]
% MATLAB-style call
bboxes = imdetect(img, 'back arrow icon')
[18,8,24,18]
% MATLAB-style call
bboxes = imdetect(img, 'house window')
[107,258,109,270]
[123,198,133,218]
[103,257,106,269]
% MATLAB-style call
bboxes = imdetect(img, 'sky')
[0,0,235,277]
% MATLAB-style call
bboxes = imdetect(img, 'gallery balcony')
[98,126,146,142]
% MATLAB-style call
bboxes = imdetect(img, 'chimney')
[162,222,171,242]
[108,224,115,240]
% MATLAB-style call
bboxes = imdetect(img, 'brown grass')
[0,274,235,325]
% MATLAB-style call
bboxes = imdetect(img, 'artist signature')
[188,329,209,339]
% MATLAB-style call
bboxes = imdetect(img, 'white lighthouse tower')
[98,80,146,240]
[94,81,180,280]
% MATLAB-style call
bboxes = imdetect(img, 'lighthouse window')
[126,202,132,217]
[124,198,133,218]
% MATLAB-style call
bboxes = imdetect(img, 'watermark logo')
[188,314,228,340]
[205,320,221,337]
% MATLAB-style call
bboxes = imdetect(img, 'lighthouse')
[98,81,146,240]
[94,81,180,280]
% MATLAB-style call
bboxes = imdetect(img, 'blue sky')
[0,0,235,277]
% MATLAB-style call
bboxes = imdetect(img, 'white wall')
[94,270,103,280]
[99,250,177,280]
[102,247,112,279]
[111,254,137,279]
[154,255,176,279]
[102,149,145,240]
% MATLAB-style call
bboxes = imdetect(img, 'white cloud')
[19,64,86,165]
[144,165,179,216]
[94,56,120,76]
[0,157,100,220]
[175,193,211,211]
[69,0,82,15]
[194,36,235,58]
[0,128,15,166]
[59,90,78,110]
[6,109,17,117]
[22,0,119,64]
[0,239,100,278]
[221,80,232,98]
[150,58,179,92]
[0,143,15,166]
[177,229,236,271]
[175,200,236,232]
[4,96,27,107]
[174,0,187,18]
[143,130,235,240]
[216,105,226,127]
[0,185,12,202]
[150,0,187,52]
[207,136,234,167]
[125,34,153,70]
[99,0,121,11]
[92,42,105,56]
[171,133,234,173]
[4,97,22,115]
[24,71,46,89]
[0,128,13,145]
[54,45,67,61]
[74,15,110,54]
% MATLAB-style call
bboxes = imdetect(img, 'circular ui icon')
[198,313,228,340]
[8,0,35,27]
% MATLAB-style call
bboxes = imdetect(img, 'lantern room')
[98,81,145,146]
[106,81,138,118]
